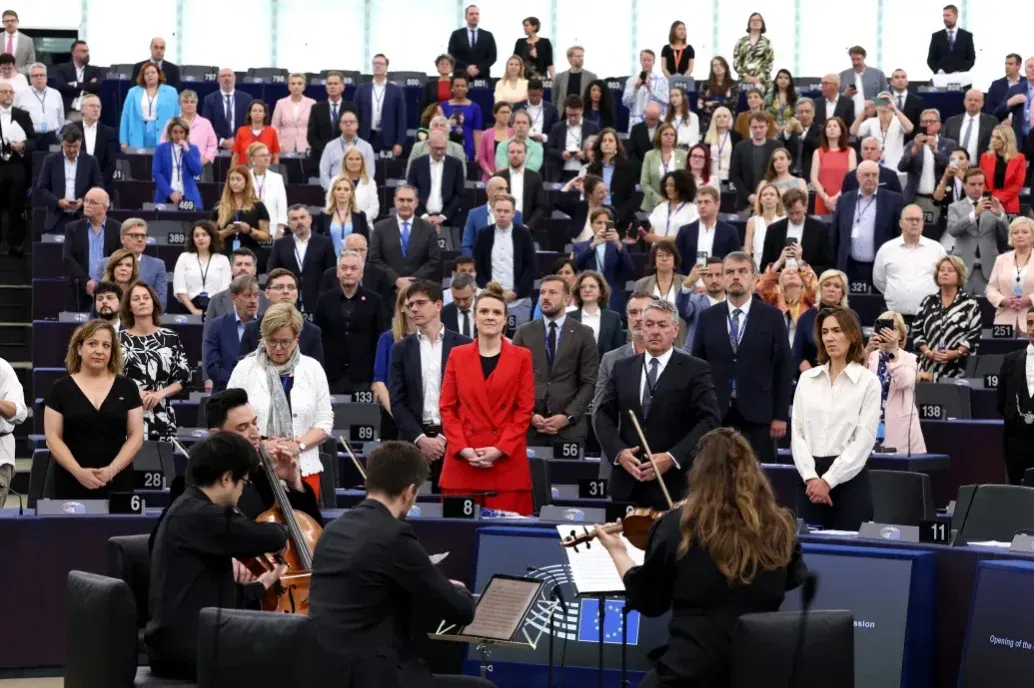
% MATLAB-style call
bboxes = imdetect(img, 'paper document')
[430,552,450,565]
[461,576,541,641]
[556,525,645,594]
[967,541,1013,549]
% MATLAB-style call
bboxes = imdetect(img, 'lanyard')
[334,208,350,226]
[253,173,265,199]
[666,202,686,234]
[76,66,85,83]
[372,84,386,111]
[855,195,876,225]
[145,89,157,118]
[32,88,46,109]
[672,47,684,71]
[660,151,675,175]
[196,254,211,290]
[728,308,748,348]
[171,146,182,183]
[715,132,730,166]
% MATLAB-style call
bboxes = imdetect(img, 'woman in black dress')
[118,282,191,442]
[211,164,271,265]
[513,16,554,79]
[44,319,145,499]
[595,428,804,688]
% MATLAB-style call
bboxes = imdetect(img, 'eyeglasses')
[268,284,297,292]
[267,338,296,349]
[901,217,924,224]
[124,232,147,240]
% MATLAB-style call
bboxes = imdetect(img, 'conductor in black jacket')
[62,187,121,309]
[926,6,975,75]
[758,188,834,276]
[53,40,102,113]
[593,299,720,509]
[691,252,792,464]
[309,442,478,688]
[996,314,1034,485]
[446,5,497,79]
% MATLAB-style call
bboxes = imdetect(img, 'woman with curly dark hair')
[583,79,615,129]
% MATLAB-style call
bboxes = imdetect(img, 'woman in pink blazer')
[865,312,926,454]
[271,72,316,154]
[986,217,1034,335]
[476,101,513,181]
[161,89,218,165]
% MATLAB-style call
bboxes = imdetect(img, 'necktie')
[962,117,974,150]
[470,29,477,48]
[729,308,743,354]
[948,31,955,51]
[897,94,904,110]
[641,358,659,417]
[5,35,11,56]
[331,102,339,126]
[461,310,471,338]
[400,220,410,257]
[224,95,232,131]
[546,321,557,368]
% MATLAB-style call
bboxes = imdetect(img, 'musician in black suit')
[926,6,975,75]
[0,82,34,256]
[441,272,477,338]
[307,73,355,174]
[130,37,180,90]
[62,187,121,309]
[691,252,792,463]
[389,280,471,485]
[593,298,721,509]
[309,442,479,688]
[69,94,118,192]
[370,186,443,291]
[446,5,497,79]
[497,141,548,231]
[318,232,394,323]
[53,40,103,113]
[238,268,325,365]
[266,205,337,314]
[33,127,103,233]
[758,188,834,276]
[997,313,1034,485]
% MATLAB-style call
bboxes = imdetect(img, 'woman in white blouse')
[744,180,786,267]
[337,146,379,221]
[172,220,231,315]
[849,94,913,170]
[791,306,881,530]
[703,106,740,182]
[665,86,701,149]
[248,142,287,240]
[646,169,699,244]
[493,55,529,104]
[634,242,690,348]
[227,303,332,496]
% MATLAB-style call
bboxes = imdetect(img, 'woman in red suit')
[979,125,1026,214]
[439,282,536,515]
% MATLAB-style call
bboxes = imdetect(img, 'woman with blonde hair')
[316,174,370,256]
[979,124,1027,214]
[271,72,316,153]
[337,146,380,220]
[595,427,804,688]
[102,249,140,295]
[986,217,1034,335]
[702,106,741,181]
[371,285,416,441]
[756,255,817,348]
[865,311,926,454]
[914,255,982,380]
[493,55,529,104]
[744,180,786,266]
[44,319,145,498]
[247,142,287,238]
[210,164,270,262]
[793,269,854,373]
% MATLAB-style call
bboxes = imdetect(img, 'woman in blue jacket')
[152,117,204,210]
[120,62,179,150]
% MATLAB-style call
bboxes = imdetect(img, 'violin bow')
[169,437,191,459]
[337,435,367,482]
[627,410,674,509]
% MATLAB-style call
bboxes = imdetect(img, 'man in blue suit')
[238,268,324,365]
[691,251,791,464]
[896,110,956,210]
[461,175,522,256]
[91,218,169,309]
[353,54,406,156]
[406,132,466,250]
[841,137,902,195]
[674,187,741,269]
[389,279,471,486]
[986,54,1025,116]
[201,68,253,150]
[996,57,1034,178]
[831,161,904,288]
[203,274,260,392]
[34,127,103,232]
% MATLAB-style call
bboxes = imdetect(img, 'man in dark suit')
[238,268,324,364]
[406,132,465,249]
[53,40,102,114]
[675,187,741,266]
[730,112,781,209]
[473,195,537,326]
[691,252,792,464]
[625,102,663,171]
[206,248,266,321]
[266,205,336,314]
[887,69,926,143]
[446,5,497,79]
[441,272,477,338]
[814,74,855,129]
[986,54,1025,115]
[832,161,905,286]
[593,299,720,509]
[318,232,393,322]
[926,5,975,75]
[201,68,253,150]
[841,136,903,195]
[512,275,599,444]
[371,185,443,293]
[545,95,600,180]
[307,72,355,175]
[759,188,834,276]
[781,97,820,178]
[0,81,34,255]
[354,54,406,156]
[203,275,260,392]
[309,442,479,688]
[497,140,548,232]
[996,314,1034,485]
[62,186,120,309]
[997,58,1034,168]
[34,126,102,233]
[897,110,957,210]
[313,251,386,394]
[389,280,472,485]
[130,37,180,89]
[69,94,118,192]
[943,89,997,164]
[513,79,558,148]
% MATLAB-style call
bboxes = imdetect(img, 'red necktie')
[5,35,12,56]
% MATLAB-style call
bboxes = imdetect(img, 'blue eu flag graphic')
[576,599,640,645]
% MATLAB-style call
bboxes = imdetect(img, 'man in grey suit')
[203,247,268,391]
[369,185,442,293]
[551,45,597,105]
[592,292,652,479]
[897,109,957,220]
[945,168,1009,294]
[839,46,887,122]
[943,89,998,165]
[1,11,34,75]
[512,275,599,445]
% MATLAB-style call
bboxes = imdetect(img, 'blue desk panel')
[958,560,1034,687]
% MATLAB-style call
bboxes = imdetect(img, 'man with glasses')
[62,186,120,309]
[91,218,168,308]
[897,109,957,223]
[831,160,905,287]
[35,126,102,232]
[319,108,375,191]
[0,10,34,75]
[201,67,251,150]
[238,267,325,365]
[873,204,947,318]
[354,53,406,157]
[0,79,32,256]
[14,63,64,149]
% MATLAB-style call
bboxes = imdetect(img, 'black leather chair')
[529,455,552,514]
[27,448,51,508]
[729,610,854,688]
[66,570,195,687]
[108,535,152,630]
[869,470,935,526]
[196,608,310,688]
[953,484,1034,544]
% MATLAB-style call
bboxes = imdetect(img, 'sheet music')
[556,525,645,594]
[461,577,541,641]
[429,551,450,565]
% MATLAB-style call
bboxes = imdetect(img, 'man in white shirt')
[355,53,405,157]
[481,195,533,325]
[943,89,996,166]
[873,204,946,316]
[0,79,32,255]
[15,63,64,148]
[838,46,887,121]
[622,49,669,132]
[1,10,34,75]
[319,109,375,190]
[0,53,28,95]
[945,167,1008,294]
[897,109,956,221]
[0,354,25,507]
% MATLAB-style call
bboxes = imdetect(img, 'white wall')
[24,0,1011,90]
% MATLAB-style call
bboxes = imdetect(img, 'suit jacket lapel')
[527,319,549,369]
[553,319,579,366]
[409,336,424,403]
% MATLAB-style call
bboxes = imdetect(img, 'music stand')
[429,574,556,679]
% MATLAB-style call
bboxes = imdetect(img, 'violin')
[243,443,322,615]
[561,501,686,551]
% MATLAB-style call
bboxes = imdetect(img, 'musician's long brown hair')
[678,428,796,585]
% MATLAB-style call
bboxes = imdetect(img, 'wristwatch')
[566,415,575,427]
[298,442,307,453]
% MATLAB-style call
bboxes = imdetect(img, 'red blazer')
[439,339,535,493]
[979,151,1026,214]
[232,125,281,165]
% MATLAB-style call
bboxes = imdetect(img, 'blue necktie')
[400,220,411,258]
[729,308,743,354]
[331,102,339,126]
[224,95,233,131]
[470,29,477,48]
[642,358,659,417]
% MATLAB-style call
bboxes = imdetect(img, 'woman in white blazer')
[248,142,288,239]
[336,146,380,221]
[986,217,1034,335]
[227,303,333,496]
[270,73,316,154]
